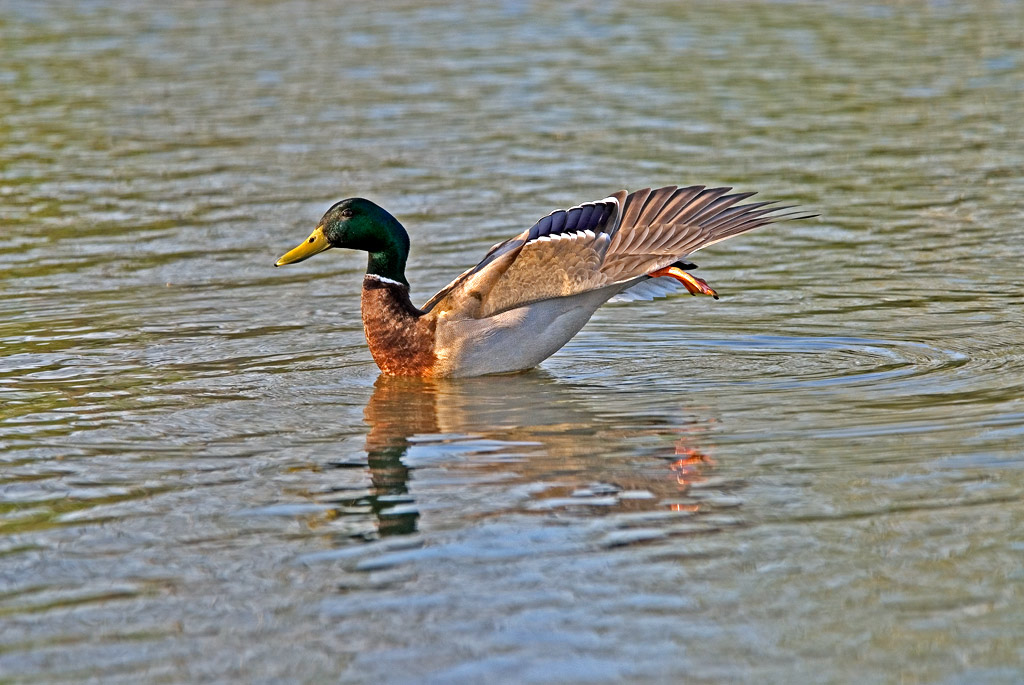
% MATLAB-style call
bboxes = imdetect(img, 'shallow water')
[3,0,1024,682]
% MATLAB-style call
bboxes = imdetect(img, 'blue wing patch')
[527,200,616,242]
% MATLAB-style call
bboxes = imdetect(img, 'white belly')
[435,286,618,377]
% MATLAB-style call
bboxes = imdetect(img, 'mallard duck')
[275,185,811,377]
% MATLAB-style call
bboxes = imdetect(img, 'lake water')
[3,1,1024,682]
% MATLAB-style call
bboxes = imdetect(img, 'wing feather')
[618,188,651,230]
[650,185,705,224]
[635,186,678,227]
[423,193,625,316]
[422,185,813,318]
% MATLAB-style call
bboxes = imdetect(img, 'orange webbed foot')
[647,266,719,299]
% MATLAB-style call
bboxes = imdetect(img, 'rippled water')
[3,1,1024,682]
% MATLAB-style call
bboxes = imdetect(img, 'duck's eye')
[340,209,354,218]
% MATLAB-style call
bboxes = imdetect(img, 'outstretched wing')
[421,194,624,315]
[424,186,812,319]
[598,185,810,281]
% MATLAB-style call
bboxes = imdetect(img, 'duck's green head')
[275,198,411,286]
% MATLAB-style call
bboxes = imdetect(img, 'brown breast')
[361,276,438,376]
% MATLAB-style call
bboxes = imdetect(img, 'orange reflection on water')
[670,443,715,488]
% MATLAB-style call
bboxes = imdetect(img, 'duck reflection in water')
[352,372,721,538]
[357,376,437,537]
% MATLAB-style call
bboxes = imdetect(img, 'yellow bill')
[275,225,331,266]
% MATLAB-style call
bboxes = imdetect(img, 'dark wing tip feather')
[687,191,758,227]
[651,185,706,224]
[665,186,733,226]
[705,207,816,244]
[636,186,678,226]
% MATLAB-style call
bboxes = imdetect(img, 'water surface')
[3,1,1024,682]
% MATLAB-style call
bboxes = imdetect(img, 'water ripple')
[3,0,1024,682]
